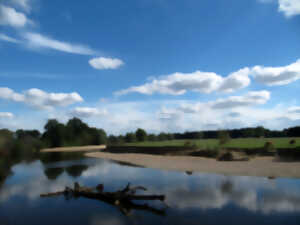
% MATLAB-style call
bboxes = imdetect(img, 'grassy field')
[124,137,300,149]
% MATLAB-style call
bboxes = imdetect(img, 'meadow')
[123,137,300,149]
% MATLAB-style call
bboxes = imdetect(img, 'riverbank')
[41,145,106,153]
[86,152,300,178]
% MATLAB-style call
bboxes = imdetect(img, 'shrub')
[264,141,275,152]
[184,141,197,149]
[218,130,231,145]
[184,141,192,147]
[290,139,296,145]
[217,152,234,161]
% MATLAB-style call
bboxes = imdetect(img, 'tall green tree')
[43,119,66,147]
[125,132,136,143]
[135,128,147,142]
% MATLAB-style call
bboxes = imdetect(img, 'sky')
[0,0,300,134]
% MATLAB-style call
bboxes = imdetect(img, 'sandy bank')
[41,145,106,153]
[86,152,300,178]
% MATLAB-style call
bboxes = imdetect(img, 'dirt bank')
[41,145,106,153]
[86,152,300,178]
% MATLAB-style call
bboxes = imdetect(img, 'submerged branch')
[40,182,166,216]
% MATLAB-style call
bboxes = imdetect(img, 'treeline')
[1,118,300,157]
[0,118,107,160]
[108,126,300,144]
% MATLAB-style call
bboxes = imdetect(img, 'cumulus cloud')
[0,112,14,119]
[10,0,32,12]
[0,87,83,110]
[22,32,97,55]
[0,87,25,102]
[115,70,250,96]
[71,107,108,118]
[160,91,270,118]
[89,57,124,70]
[279,0,300,17]
[0,4,29,27]
[288,106,300,114]
[251,59,300,86]
[218,68,251,93]
[259,0,300,17]
[212,91,271,109]
[116,59,300,96]
[0,33,20,43]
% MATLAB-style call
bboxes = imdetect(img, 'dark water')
[1,157,300,225]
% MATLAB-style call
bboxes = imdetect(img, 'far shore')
[41,145,106,153]
[86,152,300,178]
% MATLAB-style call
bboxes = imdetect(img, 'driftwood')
[40,182,166,216]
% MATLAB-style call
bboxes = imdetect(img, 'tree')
[66,117,89,139]
[218,130,231,145]
[157,132,168,141]
[125,132,136,143]
[135,128,147,142]
[43,119,66,147]
[148,134,157,142]
[254,126,265,138]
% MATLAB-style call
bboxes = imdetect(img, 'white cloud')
[0,112,14,119]
[23,32,97,55]
[0,87,83,110]
[10,0,31,12]
[89,57,124,70]
[0,87,25,102]
[0,33,20,43]
[259,0,300,17]
[71,107,108,118]
[279,0,300,17]
[251,59,300,86]
[116,59,300,96]
[288,106,300,113]
[115,70,249,96]
[218,68,251,93]
[212,91,271,109]
[0,4,28,27]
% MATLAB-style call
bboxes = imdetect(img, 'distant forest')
[1,117,300,156]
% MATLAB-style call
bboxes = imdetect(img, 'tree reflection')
[44,167,64,180]
[0,159,13,191]
[65,165,89,178]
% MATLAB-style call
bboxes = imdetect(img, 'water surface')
[1,157,300,225]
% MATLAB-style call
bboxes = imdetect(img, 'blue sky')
[1,0,300,134]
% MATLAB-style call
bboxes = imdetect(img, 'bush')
[184,141,197,148]
[217,152,234,161]
[290,139,296,145]
[264,141,275,152]
[218,130,231,145]
[190,149,219,158]
[184,141,192,147]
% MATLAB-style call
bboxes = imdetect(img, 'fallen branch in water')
[40,182,166,216]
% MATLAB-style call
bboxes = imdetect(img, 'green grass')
[124,137,300,149]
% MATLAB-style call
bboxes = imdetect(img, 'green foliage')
[108,135,124,145]
[125,132,136,143]
[135,128,147,142]
[264,141,275,152]
[0,129,14,156]
[147,134,157,142]
[42,117,107,147]
[217,152,234,161]
[158,132,168,141]
[218,130,231,145]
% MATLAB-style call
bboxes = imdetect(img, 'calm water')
[1,157,300,225]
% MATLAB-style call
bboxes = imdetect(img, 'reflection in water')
[0,158,299,225]
[65,165,89,178]
[0,159,14,191]
[44,167,64,180]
